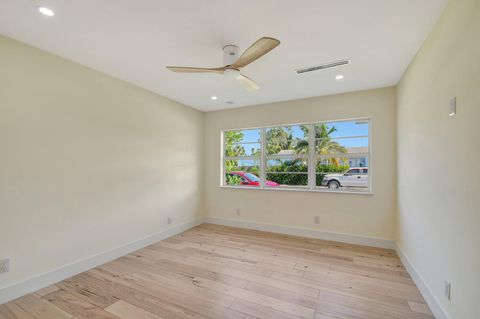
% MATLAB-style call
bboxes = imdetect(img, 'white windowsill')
[219,185,374,195]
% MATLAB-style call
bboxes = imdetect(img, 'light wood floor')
[0,224,433,319]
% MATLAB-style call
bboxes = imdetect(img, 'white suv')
[321,168,369,189]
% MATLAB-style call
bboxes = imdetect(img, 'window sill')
[219,185,374,195]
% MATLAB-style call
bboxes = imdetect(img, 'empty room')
[0,0,478,318]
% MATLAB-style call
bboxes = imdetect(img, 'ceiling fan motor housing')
[223,45,240,66]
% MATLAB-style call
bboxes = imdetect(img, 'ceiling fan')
[166,37,280,92]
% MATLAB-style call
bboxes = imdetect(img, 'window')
[223,129,261,187]
[222,119,371,193]
[265,124,309,188]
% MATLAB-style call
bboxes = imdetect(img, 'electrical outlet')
[167,217,172,224]
[0,259,9,274]
[235,208,240,215]
[444,281,451,300]
[314,216,320,224]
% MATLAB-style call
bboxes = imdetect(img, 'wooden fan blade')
[231,37,280,69]
[166,66,226,74]
[237,74,260,92]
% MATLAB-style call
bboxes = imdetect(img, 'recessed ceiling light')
[211,96,218,100]
[336,75,344,80]
[226,101,235,105]
[38,6,55,17]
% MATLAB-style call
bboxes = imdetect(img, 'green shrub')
[266,159,308,185]
[266,173,308,186]
[225,173,242,186]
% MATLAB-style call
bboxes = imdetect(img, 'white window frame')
[222,128,262,189]
[263,124,310,189]
[221,118,372,194]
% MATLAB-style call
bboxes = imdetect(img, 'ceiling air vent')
[296,59,351,74]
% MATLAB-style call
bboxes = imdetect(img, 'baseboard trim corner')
[395,243,451,319]
[0,218,203,305]
[202,217,395,249]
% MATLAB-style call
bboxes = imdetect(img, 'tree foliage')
[294,124,347,159]
[224,130,246,157]
[266,126,293,155]
[314,124,348,166]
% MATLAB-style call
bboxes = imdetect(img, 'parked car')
[227,171,279,187]
[321,168,369,189]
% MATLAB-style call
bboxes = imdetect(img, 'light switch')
[449,97,456,117]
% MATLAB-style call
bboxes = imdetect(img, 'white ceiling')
[0,0,447,111]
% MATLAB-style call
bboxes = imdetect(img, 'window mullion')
[221,132,226,186]
[308,123,316,189]
[260,127,266,188]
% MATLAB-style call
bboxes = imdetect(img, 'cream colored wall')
[205,88,397,240]
[396,0,480,317]
[0,36,204,289]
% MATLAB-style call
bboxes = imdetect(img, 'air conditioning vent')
[296,59,351,74]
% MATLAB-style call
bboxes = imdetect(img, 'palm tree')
[295,123,347,167]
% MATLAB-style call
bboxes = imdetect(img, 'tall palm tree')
[295,124,347,167]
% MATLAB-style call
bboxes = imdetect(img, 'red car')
[228,171,279,187]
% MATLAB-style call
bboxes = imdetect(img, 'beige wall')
[0,36,204,289]
[205,88,397,240]
[396,0,480,317]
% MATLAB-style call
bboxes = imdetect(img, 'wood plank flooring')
[0,224,433,319]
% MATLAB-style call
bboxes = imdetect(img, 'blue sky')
[237,120,369,148]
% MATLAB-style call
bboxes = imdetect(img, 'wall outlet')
[0,259,9,274]
[444,281,451,300]
[235,208,240,215]
[167,217,172,224]
[314,216,320,224]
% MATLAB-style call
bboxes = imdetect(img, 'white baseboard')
[0,218,203,305]
[395,244,451,319]
[203,217,395,249]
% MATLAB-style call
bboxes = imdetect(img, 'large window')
[222,119,371,193]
